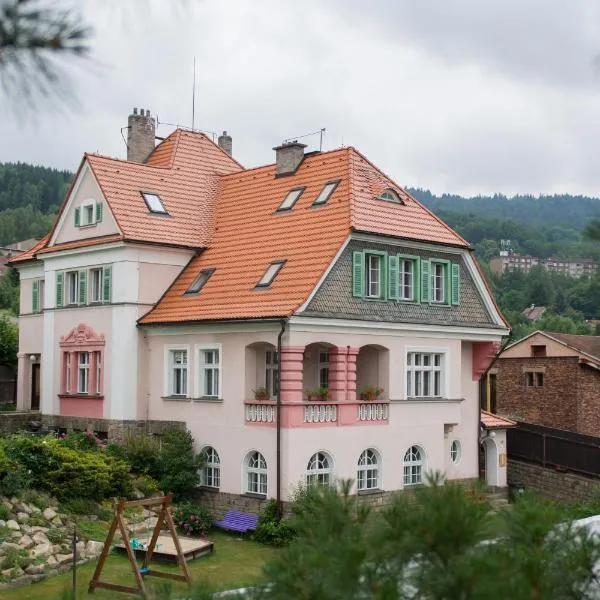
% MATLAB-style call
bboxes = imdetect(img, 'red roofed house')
[12,108,509,507]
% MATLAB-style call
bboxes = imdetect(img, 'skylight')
[142,191,168,214]
[312,180,340,206]
[377,189,403,204]
[278,188,305,211]
[256,261,286,288]
[184,268,215,294]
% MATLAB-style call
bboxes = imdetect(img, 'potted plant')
[307,387,332,401]
[253,387,270,401]
[359,385,384,401]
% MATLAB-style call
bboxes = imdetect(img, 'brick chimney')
[273,141,307,176]
[127,107,156,163]
[218,131,232,156]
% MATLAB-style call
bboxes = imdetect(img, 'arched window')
[450,440,461,464]
[200,446,220,489]
[306,451,333,487]
[245,451,267,496]
[357,449,380,491]
[403,445,424,486]
[377,188,403,204]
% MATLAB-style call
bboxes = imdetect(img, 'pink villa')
[11,108,510,509]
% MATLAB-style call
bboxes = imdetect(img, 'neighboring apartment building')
[489,252,599,278]
[11,108,509,504]
[493,331,600,437]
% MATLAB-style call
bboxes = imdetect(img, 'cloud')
[2,0,600,197]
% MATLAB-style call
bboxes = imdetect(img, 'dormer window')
[184,268,215,295]
[256,260,286,288]
[377,189,403,204]
[278,188,305,211]
[312,180,340,206]
[142,191,168,214]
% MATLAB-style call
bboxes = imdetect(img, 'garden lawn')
[2,531,278,599]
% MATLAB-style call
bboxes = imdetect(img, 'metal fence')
[507,421,600,478]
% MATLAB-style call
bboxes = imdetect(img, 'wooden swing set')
[88,492,192,598]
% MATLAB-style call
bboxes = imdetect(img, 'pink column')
[279,346,304,403]
[346,347,359,401]
[328,347,347,401]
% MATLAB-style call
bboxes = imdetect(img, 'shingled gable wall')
[303,239,496,328]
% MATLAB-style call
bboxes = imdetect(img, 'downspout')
[276,319,287,518]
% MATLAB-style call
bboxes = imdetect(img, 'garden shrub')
[60,430,102,452]
[21,489,54,510]
[131,474,160,497]
[254,498,295,547]
[0,504,8,520]
[46,528,66,544]
[0,467,31,497]
[173,502,213,537]
[116,432,161,476]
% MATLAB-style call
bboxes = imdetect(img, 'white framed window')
[166,348,188,396]
[95,352,102,394]
[245,451,267,496]
[265,350,279,398]
[306,451,333,487]
[66,271,79,305]
[318,349,329,389]
[81,202,95,226]
[450,440,461,464]
[377,188,403,204]
[78,352,90,394]
[406,351,445,398]
[196,345,221,398]
[431,262,446,303]
[366,254,382,298]
[525,372,544,387]
[400,258,415,301]
[90,268,103,303]
[357,449,380,491]
[65,352,71,394]
[200,446,220,489]
[403,445,425,486]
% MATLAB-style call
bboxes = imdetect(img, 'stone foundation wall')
[0,411,41,435]
[40,415,186,443]
[508,458,600,503]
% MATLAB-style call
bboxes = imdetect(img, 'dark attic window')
[184,268,215,295]
[312,180,340,206]
[377,188,404,204]
[256,260,286,288]
[141,191,168,214]
[277,187,305,211]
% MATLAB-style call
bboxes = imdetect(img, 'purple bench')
[214,511,259,533]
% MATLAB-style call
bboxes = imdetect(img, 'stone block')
[42,508,56,521]
[16,512,29,524]
[6,520,19,531]
[55,553,73,566]
[19,535,34,549]
[32,532,49,545]
[30,542,52,558]
[85,540,104,556]
[25,563,45,575]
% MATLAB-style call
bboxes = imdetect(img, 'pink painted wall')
[144,326,502,498]
[53,167,120,245]
[60,396,103,418]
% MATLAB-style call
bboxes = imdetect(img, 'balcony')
[244,400,390,428]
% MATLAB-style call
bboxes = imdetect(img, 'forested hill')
[0,163,71,246]
[408,188,600,261]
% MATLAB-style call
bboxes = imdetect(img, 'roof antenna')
[282,128,326,150]
[191,56,196,131]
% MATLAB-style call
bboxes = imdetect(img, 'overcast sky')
[3,0,600,196]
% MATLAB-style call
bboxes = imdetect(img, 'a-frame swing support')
[89,492,192,598]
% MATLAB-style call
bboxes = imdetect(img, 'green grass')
[1,531,278,599]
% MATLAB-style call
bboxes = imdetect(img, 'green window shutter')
[102,266,112,303]
[451,263,460,305]
[95,202,103,223]
[74,207,80,227]
[32,280,39,313]
[56,272,64,308]
[78,270,87,305]
[380,252,388,300]
[352,251,364,297]
[388,255,399,300]
[420,260,431,303]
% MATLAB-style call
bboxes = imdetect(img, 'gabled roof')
[547,332,600,363]
[140,147,471,325]
[8,235,50,264]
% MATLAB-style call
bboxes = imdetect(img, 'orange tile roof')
[141,147,471,324]
[140,148,352,323]
[481,410,516,429]
[38,234,124,255]
[84,130,242,249]
[8,235,50,264]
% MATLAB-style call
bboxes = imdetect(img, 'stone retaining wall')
[0,412,41,436]
[508,458,600,503]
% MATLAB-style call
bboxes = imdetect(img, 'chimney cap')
[273,140,307,151]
